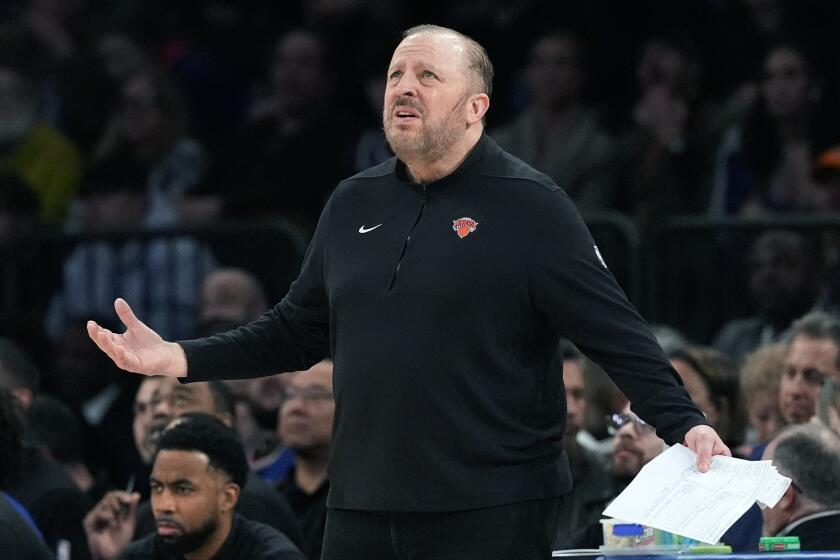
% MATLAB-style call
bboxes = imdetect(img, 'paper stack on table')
[603,444,791,545]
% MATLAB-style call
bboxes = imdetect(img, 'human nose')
[617,423,636,440]
[151,395,172,417]
[154,489,176,514]
[393,73,419,97]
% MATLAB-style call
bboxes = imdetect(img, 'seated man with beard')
[574,406,666,546]
[84,377,302,559]
[118,414,303,559]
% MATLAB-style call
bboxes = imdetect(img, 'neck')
[404,126,482,184]
[294,450,329,494]
[184,514,232,560]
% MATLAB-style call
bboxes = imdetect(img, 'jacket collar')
[394,132,489,189]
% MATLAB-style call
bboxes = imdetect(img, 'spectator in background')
[90,414,304,559]
[761,423,840,549]
[739,344,787,457]
[579,357,628,461]
[199,269,294,483]
[553,344,612,550]
[0,337,91,558]
[714,230,821,364]
[493,30,615,212]
[83,376,303,557]
[609,405,666,491]
[92,67,210,228]
[277,360,333,560]
[47,319,142,493]
[27,395,98,497]
[0,386,55,559]
[710,42,838,217]
[215,29,356,230]
[669,346,745,451]
[778,311,840,425]
[198,268,269,336]
[574,405,668,548]
[613,37,720,230]
[46,156,217,341]
[0,66,81,223]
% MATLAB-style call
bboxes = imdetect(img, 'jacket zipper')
[388,184,427,291]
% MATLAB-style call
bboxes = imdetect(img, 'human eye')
[389,70,402,79]
[150,481,162,493]
[422,70,436,79]
[175,484,193,495]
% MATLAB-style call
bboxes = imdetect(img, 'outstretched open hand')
[87,298,187,377]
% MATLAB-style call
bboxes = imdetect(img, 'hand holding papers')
[603,444,791,545]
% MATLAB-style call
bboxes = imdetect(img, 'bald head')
[200,268,268,324]
[401,25,493,98]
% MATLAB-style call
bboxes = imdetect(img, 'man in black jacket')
[117,414,303,559]
[89,24,729,559]
[761,423,840,550]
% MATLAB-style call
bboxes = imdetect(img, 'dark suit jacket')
[779,510,840,551]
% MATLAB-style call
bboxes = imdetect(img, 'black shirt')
[276,470,328,560]
[181,133,706,511]
[119,513,304,559]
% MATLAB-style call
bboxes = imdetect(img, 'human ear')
[466,93,490,126]
[219,483,240,514]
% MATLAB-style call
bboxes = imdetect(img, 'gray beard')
[383,97,466,165]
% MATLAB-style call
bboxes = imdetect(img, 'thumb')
[114,298,144,331]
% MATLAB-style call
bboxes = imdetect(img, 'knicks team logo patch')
[452,217,478,238]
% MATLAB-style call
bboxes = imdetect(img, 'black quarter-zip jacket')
[181,134,706,511]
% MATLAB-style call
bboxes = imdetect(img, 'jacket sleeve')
[530,189,706,445]
[178,201,332,382]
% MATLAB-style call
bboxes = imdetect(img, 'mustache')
[390,98,425,117]
[156,517,185,532]
[614,443,642,457]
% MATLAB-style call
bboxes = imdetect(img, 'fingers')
[694,435,713,473]
[714,439,732,458]
[85,491,131,532]
[684,425,729,473]
[114,298,143,331]
[88,322,141,373]
[88,322,121,364]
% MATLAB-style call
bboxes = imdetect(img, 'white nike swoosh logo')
[358,224,383,234]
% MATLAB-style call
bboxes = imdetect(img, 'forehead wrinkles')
[391,34,467,72]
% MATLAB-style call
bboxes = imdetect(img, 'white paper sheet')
[602,444,791,545]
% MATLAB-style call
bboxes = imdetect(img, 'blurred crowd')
[3,0,840,557]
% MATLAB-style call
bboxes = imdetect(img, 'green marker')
[688,545,732,554]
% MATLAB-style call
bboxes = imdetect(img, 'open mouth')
[147,418,172,444]
[393,107,421,122]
